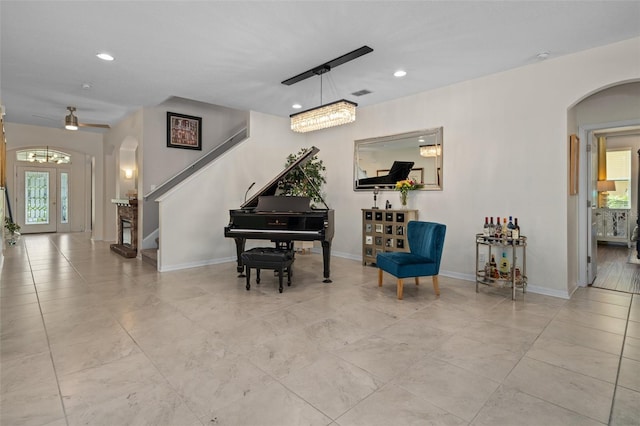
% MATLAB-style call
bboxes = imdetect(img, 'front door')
[16,166,65,233]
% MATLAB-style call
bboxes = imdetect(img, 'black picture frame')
[167,112,202,150]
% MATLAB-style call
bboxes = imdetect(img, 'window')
[16,148,71,164]
[60,172,69,224]
[606,149,631,209]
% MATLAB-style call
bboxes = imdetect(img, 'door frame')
[15,163,73,234]
[578,118,640,286]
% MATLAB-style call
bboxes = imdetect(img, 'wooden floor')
[592,242,640,294]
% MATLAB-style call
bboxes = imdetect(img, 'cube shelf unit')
[362,208,418,265]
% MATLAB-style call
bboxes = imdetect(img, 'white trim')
[158,256,236,272]
[526,284,571,300]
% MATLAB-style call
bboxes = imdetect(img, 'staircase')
[140,125,248,271]
[141,237,159,267]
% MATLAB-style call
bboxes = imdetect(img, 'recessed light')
[81,83,92,90]
[292,103,302,109]
[393,70,407,78]
[96,52,114,61]
[536,51,550,60]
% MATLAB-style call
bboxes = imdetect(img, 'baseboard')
[158,256,236,272]
[331,250,361,262]
[525,284,570,299]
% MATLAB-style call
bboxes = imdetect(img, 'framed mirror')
[354,127,443,191]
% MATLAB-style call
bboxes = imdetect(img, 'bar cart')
[475,234,527,300]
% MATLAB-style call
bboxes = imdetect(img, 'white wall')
[103,109,144,242]
[576,82,640,126]
[155,37,640,297]
[4,123,105,238]
[141,97,248,240]
[157,111,305,271]
[307,37,640,298]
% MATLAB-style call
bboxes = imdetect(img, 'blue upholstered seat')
[376,221,446,299]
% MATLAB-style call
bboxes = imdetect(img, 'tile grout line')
[21,238,71,426]
[607,292,634,426]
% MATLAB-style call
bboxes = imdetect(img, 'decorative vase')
[400,191,408,209]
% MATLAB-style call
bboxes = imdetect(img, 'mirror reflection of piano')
[224,146,335,283]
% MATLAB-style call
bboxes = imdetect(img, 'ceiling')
[1,1,639,132]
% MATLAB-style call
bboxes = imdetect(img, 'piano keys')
[224,146,335,282]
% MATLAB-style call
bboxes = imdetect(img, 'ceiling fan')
[64,106,110,130]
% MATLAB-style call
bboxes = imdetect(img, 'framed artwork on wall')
[167,112,202,150]
[569,134,579,195]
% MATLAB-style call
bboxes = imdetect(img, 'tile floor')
[1,233,639,426]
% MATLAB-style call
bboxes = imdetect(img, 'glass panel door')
[26,170,50,225]
[17,166,57,233]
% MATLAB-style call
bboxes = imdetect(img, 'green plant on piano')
[278,147,326,207]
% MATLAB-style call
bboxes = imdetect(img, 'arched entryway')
[9,146,92,234]
[570,81,640,288]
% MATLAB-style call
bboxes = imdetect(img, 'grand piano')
[224,146,335,282]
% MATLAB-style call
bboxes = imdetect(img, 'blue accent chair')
[376,221,446,300]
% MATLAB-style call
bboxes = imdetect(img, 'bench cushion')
[241,247,294,268]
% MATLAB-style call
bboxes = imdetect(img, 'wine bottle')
[512,218,520,241]
[502,217,508,239]
[489,217,495,237]
[483,217,490,237]
[490,254,497,278]
[507,216,514,239]
[494,217,501,238]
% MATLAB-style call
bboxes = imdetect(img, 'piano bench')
[240,247,295,293]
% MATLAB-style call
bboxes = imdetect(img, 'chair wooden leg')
[415,277,420,286]
[378,269,383,287]
[432,275,440,296]
[397,279,404,300]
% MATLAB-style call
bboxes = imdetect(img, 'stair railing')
[144,125,248,202]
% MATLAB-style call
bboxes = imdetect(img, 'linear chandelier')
[284,46,373,133]
[419,144,442,157]
[290,99,357,133]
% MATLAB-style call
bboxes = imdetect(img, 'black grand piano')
[224,146,335,282]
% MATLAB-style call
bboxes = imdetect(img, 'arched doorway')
[10,146,91,234]
[572,81,640,288]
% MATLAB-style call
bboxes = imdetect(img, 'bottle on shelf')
[499,252,511,277]
[494,217,501,238]
[484,261,491,279]
[483,217,490,238]
[502,217,508,239]
[507,216,514,239]
[489,217,495,237]
[490,254,498,278]
[512,218,520,241]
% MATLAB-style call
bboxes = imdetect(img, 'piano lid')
[241,146,321,209]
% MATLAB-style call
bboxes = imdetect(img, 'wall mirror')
[354,127,443,191]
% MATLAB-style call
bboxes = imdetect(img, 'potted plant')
[4,217,21,245]
[278,147,327,206]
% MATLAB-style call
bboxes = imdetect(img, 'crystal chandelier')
[283,46,372,133]
[290,99,357,133]
[419,144,442,157]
